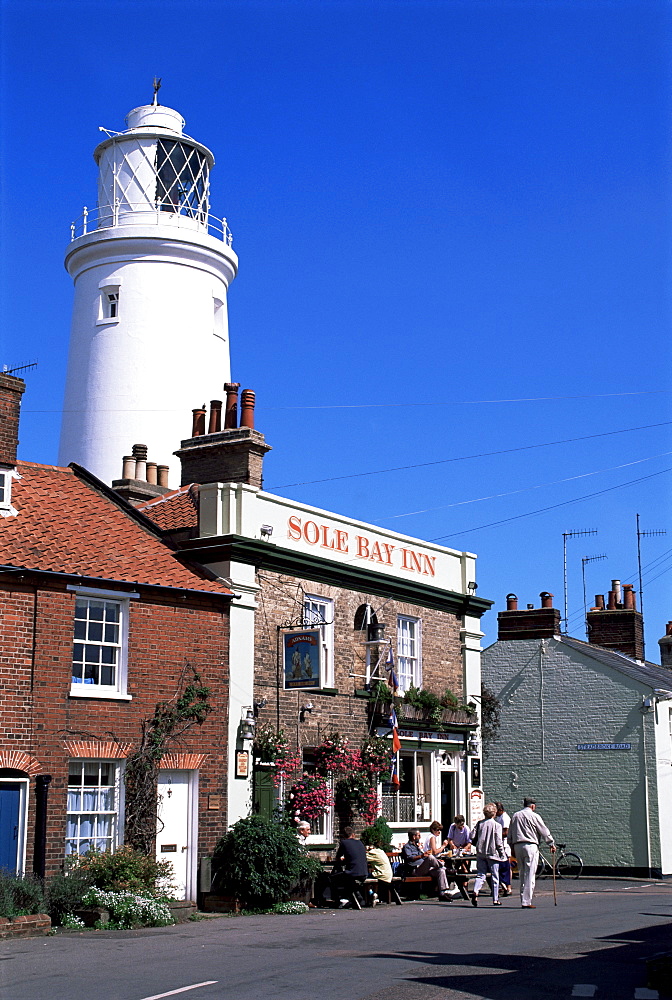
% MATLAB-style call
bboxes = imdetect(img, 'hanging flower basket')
[286,773,333,821]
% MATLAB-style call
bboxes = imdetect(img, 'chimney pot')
[667,622,672,637]
[506,593,518,611]
[157,465,170,488]
[611,579,622,603]
[132,444,147,481]
[122,455,135,479]
[192,407,206,437]
[594,594,605,610]
[240,389,256,429]
[623,584,636,610]
[224,383,241,429]
[540,592,554,609]
[208,399,222,434]
[146,461,157,485]
[607,590,617,610]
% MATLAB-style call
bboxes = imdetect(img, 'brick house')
[139,392,493,847]
[0,374,232,897]
[481,588,672,876]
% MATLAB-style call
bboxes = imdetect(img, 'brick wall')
[176,428,271,488]
[481,636,658,873]
[0,374,25,466]
[252,567,463,835]
[0,578,230,879]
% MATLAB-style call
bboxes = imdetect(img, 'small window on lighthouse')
[106,292,119,318]
[98,285,120,324]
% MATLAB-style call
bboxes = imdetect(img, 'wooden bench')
[387,851,474,901]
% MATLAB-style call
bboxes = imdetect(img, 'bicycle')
[536,843,583,879]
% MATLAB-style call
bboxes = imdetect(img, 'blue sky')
[1,0,670,656]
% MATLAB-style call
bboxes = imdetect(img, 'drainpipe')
[32,774,52,879]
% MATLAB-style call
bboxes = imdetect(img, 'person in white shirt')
[507,797,556,908]
[494,802,511,828]
[297,821,311,846]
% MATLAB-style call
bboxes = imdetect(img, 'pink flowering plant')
[311,732,361,776]
[253,725,302,786]
[286,773,334,821]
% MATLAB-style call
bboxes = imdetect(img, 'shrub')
[212,815,321,909]
[0,873,46,918]
[47,866,95,925]
[66,846,176,898]
[360,816,394,851]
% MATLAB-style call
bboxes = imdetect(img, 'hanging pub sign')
[283,629,322,689]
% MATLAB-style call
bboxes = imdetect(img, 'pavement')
[1,879,671,1000]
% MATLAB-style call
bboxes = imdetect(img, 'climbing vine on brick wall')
[124,665,213,855]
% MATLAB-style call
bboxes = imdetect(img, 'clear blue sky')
[1,0,670,657]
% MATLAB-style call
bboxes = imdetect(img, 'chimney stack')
[659,622,672,670]
[586,578,644,661]
[497,591,561,641]
[176,388,271,489]
[0,373,26,467]
[111,443,172,505]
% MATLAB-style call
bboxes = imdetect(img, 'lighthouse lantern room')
[59,95,238,487]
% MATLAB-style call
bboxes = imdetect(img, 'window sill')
[69,688,132,701]
[95,318,120,326]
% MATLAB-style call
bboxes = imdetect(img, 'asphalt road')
[2,880,670,1000]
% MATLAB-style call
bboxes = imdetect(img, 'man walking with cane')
[507,797,556,909]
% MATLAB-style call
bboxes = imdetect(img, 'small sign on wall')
[235,750,250,779]
[577,743,631,751]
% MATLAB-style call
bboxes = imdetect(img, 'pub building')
[139,390,492,847]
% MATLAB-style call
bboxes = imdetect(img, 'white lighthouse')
[59,96,238,486]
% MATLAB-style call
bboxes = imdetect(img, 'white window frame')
[396,615,422,693]
[0,468,18,518]
[97,281,121,325]
[67,586,138,700]
[303,594,334,688]
[66,760,124,857]
[381,749,433,827]
[300,749,334,845]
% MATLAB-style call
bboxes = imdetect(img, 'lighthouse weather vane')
[152,76,162,105]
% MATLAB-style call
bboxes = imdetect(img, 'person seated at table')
[424,820,449,857]
[446,815,472,852]
[401,829,453,900]
[331,827,369,908]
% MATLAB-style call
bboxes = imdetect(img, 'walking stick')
[552,851,557,906]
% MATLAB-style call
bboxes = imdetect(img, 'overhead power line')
[268,419,672,489]
[428,466,672,542]
[264,389,670,411]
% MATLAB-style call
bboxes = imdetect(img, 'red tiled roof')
[1,463,229,595]
[137,483,199,532]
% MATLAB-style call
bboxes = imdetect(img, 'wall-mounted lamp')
[643,688,672,711]
[467,735,480,755]
[365,622,387,644]
[253,697,268,717]
[299,701,314,723]
[467,581,478,595]
[239,706,256,741]
[260,524,274,540]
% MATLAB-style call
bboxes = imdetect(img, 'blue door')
[0,783,21,873]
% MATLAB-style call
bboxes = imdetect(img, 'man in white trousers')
[507,797,556,908]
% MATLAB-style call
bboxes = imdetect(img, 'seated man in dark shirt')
[401,829,452,900]
[331,827,369,907]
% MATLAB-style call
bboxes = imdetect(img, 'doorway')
[0,779,28,875]
[156,770,197,900]
[440,772,456,834]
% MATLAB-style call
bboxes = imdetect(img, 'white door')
[156,770,196,900]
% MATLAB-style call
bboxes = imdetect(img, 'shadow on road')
[364,918,672,999]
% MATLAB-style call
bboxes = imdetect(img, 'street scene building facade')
[140,395,492,847]
[482,588,672,877]
[0,373,232,898]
